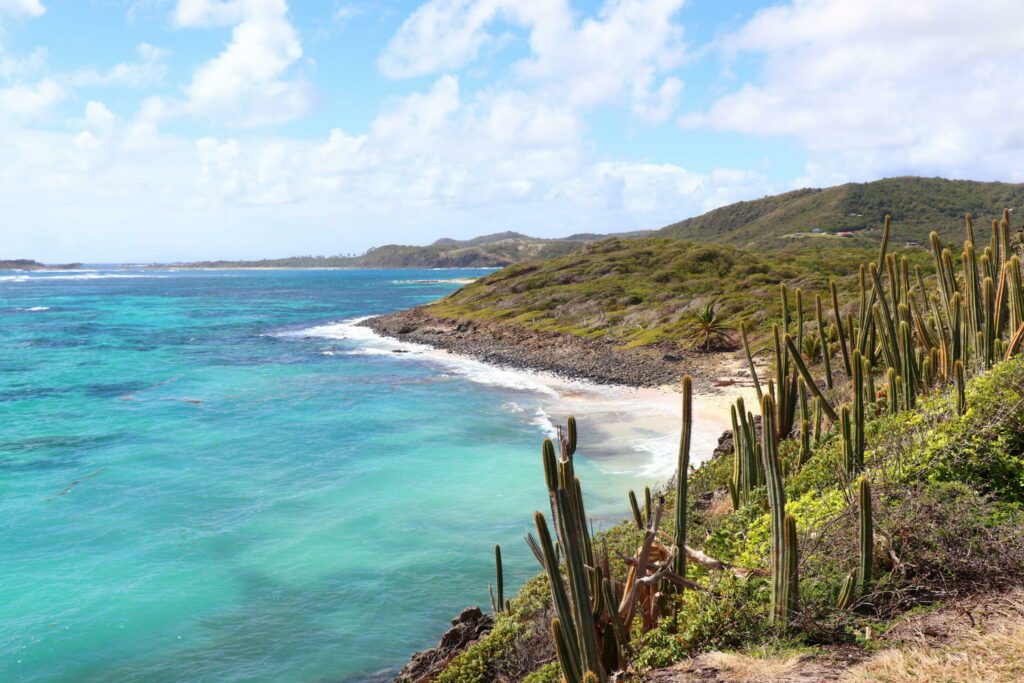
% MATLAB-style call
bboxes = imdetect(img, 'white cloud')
[176,0,312,125]
[173,0,243,27]
[0,67,772,261]
[0,0,44,17]
[379,0,687,116]
[0,77,63,117]
[684,0,1024,182]
[69,43,170,88]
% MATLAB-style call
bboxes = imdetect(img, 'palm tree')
[801,334,822,363]
[687,301,735,352]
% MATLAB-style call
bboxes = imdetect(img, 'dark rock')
[394,606,493,682]
[694,490,715,510]
[360,308,718,389]
[711,415,763,460]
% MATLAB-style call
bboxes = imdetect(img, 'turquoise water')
[0,268,659,682]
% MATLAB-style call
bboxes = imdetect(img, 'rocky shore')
[361,307,735,389]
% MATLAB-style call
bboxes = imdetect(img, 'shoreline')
[300,311,757,476]
[345,309,757,681]
[361,307,749,389]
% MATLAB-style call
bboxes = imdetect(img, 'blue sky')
[1,0,1022,262]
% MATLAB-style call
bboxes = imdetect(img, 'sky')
[1,0,1024,262]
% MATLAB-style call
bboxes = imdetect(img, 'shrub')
[632,574,772,671]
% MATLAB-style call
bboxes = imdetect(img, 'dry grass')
[700,651,804,681]
[842,620,1024,682]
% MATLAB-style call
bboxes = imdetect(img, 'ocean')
[0,267,695,682]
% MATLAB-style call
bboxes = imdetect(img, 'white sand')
[291,316,758,481]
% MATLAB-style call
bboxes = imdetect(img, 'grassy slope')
[658,177,1024,247]
[428,237,926,348]
[435,351,1024,683]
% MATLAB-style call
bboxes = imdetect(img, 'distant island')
[0,259,82,271]
[160,177,1023,271]
[161,231,622,270]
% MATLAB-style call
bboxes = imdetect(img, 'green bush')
[632,574,772,671]
[909,358,1024,502]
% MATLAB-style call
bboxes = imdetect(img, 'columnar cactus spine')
[628,490,643,530]
[783,513,799,619]
[830,280,853,378]
[815,294,834,388]
[673,375,692,587]
[761,394,791,625]
[490,544,504,614]
[740,322,763,401]
[537,513,581,681]
[859,478,873,593]
[852,350,865,473]
[784,334,838,421]
[836,569,857,610]
[953,359,966,416]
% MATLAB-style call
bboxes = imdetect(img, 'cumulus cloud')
[0,0,44,17]
[69,43,170,88]
[176,0,312,125]
[380,0,687,115]
[0,77,63,117]
[683,0,1024,182]
[0,0,782,261]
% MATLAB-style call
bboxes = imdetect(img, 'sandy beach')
[294,316,757,481]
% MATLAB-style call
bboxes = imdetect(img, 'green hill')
[658,177,1024,247]
[174,232,594,269]
[426,236,903,349]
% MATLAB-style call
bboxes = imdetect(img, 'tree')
[687,301,736,352]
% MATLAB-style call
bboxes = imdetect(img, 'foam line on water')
[285,317,562,396]
[284,316,751,481]
[0,273,169,282]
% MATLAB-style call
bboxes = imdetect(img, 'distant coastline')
[0,259,82,271]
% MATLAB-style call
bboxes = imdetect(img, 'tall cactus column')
[859,478,873,593]
[673,375,693,588]
[761,394,795,625]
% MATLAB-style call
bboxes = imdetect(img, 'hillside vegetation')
[170,177,1023,270]
[175,232,596,269]
[428,236,929,348]
[427,211,1024,682]
[658,177,1024,247]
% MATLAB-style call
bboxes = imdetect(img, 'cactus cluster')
[483,210,1024,678]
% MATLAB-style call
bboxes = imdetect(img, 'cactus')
[627,490,644,530]
[673,375,692,586]
[551,617,584,683]
[784,334,838,421]
[859,478,873,593]
[740,322,763,401]
[601,577,629,670]
[953,359,966,415]
[815,294,834,388]
[840,406,854,474]
[836,569,857,610]
[830,280,853,378]
[851,350,865,473]
[761,394,792,625]
[643,487,652,528]
[489,544,505,614]
[537,514,582,680]
[783,513,799,619]
[567,416,578,456]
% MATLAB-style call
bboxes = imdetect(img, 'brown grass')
[700,651,803,681]
[842,620,1024,682]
